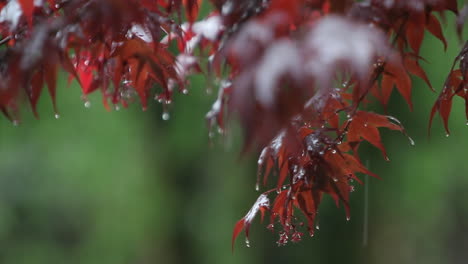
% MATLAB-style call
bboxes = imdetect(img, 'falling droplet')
[333,178,338,182]
[162,112,170,121]
[84,101,91,108]
[346,216,351,221]
[54,114,60,119]
[446,133,450,137]
[245,237,251,247]
[466,121,468,126]
[114,105,120,111]
[255,183,260,191]
[315,225,320,230]
[408,137,415,146]
[384,156,390,161]
[182,89,189,94]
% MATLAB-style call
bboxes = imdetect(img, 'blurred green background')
[1,3,468,264]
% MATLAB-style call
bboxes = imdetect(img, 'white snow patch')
[193,15,223,41]
[180,15,224,52]
[127,24,153,43]
[305,16,389,79]
[230,20,274,55]
[0,0,22,30]
[255,40,302,107]
[175,53,197,78]
[244,194,270,223]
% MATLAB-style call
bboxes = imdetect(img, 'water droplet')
[466,121,468,126]
[384,156,390,161]
[333,178,338,182]
[162,112,170,121]
[364,123,368,127]
[346,216,351,221]
[182,89,189,94]
[12,120,20,126]
[331,149,337,154]
[315,225,320,230]
[217,127,224,134]
[446,133,450,137]
[54,114,60,119]
[245,237,250,247]
[255,183,259,191]
[408,137,415,146]
[208,131,215,138]
[114,105,120,111]
[84,101,91,108]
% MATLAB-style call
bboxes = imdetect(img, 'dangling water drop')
[331,149,337,154]
[315,224,320,230]
[245,237,251,247]
[162,112,170,121]
[255,183,260,191]
[182,89,189,94]
[384,156,390,161]
[114,105,120,111]
[466,120,468,126]
[446,133,450,137]
[346,216,351,221]
[84,101,91,108]
[408,137,415,146]
[54,114,60,119]
[12,120,19,126]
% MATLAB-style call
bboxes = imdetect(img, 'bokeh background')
[1,2,468,264]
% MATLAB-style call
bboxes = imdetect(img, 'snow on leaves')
[0,0,465,249]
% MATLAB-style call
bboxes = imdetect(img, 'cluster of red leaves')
[0,0,204,120]
[223,0,465,248]
[0,0,466,249]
